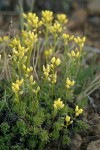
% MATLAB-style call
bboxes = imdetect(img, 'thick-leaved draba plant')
[0,10,100,150]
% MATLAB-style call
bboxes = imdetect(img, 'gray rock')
[71,134,82,150]
[68,8,88,29]
[87,0,100,15]
[87,139,100,150]
[89,16,100,26]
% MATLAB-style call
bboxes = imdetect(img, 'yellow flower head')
[50,22,62,34]
[75,105,83,117]
[75,105,79,112]
[23,13,42,30]
[51,57,61,66]
[53,98,64,109]
[12,79,23,94]
[68,49,80,58]
[42,10,53,26]
[43,64,50,79]
[66,78,75,89]
[51,73,57,84]
[29,75,33,82]
[65,115,70,123]
[57,14,68,24]
[22,31,37,49]
[62,33,69,40]
[44,48,52,57]
[51,57,56,64]
[55,58,61,66]
[74,36,86,48]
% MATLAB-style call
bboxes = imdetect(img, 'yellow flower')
[65,115,73,127]
[44,72,49,78]
[75,105,79,112]
[55,58,61,66]
[44,48,52,57]
[68,50,80,58]
[12,79,24,94]
[57,14,68,24]
[51,57,61,66]
[29,75,33,82]
[3,36,9,42]
[71,51,75,57]
[16,79,24,86]
[66,85,70,89]
[78,109,83,114]
[42,10,53,26]
[33,86,40,94]
[51,57,56,64]
[43,64,50,79]
[74,36,86,48]
[53,98,64,109]
[51,73,57,84]
[12,83,19,93]
[75,105,83,117]
[66,78,71,85]
[65,115,70,123]
[62,33,69,40]
[23,64,26,70]
[23,13,42,30]
[50,22,62,34]
[66,78,75,89]
[22,31,37,49]
[70,81,75,86]
[69,35,74,40]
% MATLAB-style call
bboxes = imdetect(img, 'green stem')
[45,26,49,48]
[52,83,54,100]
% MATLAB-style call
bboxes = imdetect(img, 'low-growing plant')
[0,10,100,150]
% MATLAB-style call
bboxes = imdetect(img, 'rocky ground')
[0,0,100,149]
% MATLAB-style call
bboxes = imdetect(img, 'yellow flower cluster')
[75,106,83,117]
[65,115,73,127]
[13,43,28,58]
[50,73,57,84]
[62,33,74,45]
[57,14,68,24]
[67,50,80,58]
[33,86,40,94]
[0,54,1,60]
[23,65,33,77]
[51,57,61,66]
[43,64,50,79]
[42,10,53,26]
[53,98,64,109]
[0,36,9,43]
[44,48,52,58]
[66,78,75,89]
[9,37,20,48]
[0,36,9,46]
[22,31,37,49]
[50,22,62,35]
[43,57,61,84]
[29,75,36,85]
[12,79,24,94]
[23,13,42,31]
[10,31,37,71]
[74,37,86,48]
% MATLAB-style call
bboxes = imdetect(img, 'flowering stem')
[52,83,54,100]
[45,26,49,48]
[54,35,57,52]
